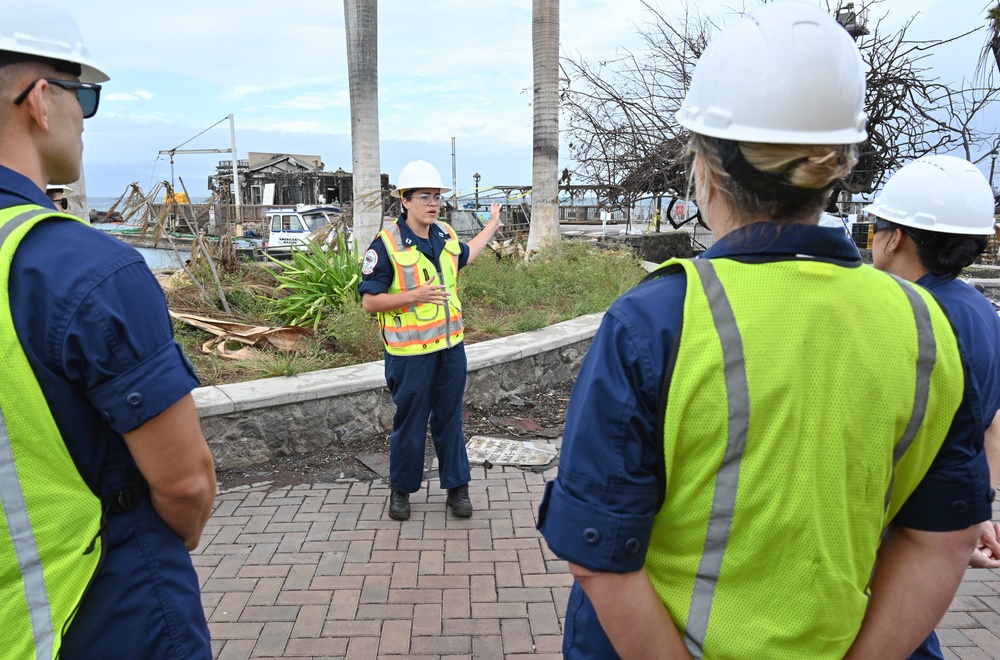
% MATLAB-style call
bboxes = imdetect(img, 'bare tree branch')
[561,0,999,207]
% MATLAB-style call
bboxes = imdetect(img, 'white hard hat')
[865,156,996,236]
[0,1,108,83]
[46,184,73,192]
[676,2,867,145]
[390,160,451,198]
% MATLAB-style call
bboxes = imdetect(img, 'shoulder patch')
[362,249,379,275]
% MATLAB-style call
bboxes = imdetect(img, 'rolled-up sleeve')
[61,261,200,434]
[87,342,199,435]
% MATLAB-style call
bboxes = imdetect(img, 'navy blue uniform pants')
[908,632,943,659]
[384,344,471,493]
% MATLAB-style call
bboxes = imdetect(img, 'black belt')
[104,478,149,515]
[84,478,150,555]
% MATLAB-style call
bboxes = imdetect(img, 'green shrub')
[182,239,648,385]
[318,303,384,364]
[266,233,363,331]
[224,288,277,320]
[460,240,644,330]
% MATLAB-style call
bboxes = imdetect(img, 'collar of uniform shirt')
[701,221,863,264]
[0,164,57,210]
[396,214,446,261]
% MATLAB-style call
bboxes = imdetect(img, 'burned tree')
[562,1,999,211]
[562,2,712,211]
[851,11,998,195]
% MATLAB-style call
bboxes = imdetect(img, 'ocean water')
[88,195,209,212]
[133,246,189,269]
[89,196,205,270]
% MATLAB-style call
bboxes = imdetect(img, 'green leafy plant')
[174,239,649,386]
[266,232,363,331]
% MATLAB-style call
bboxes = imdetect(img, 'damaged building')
[210,152,391,210]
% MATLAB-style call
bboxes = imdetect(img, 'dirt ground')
[214,379,573,491]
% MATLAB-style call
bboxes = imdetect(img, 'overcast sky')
[72,0,996,198]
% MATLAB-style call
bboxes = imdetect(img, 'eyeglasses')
[410,193,443,205]
[13,79,102,119]
[53,197,68,211]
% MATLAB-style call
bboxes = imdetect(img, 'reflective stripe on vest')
[377,220,464,355]
[683,259,750,657]
[883,272,935,513]
[0,206,103,660]
[0,409,54,659]
[0,209,56,659]
[646,259,964,658]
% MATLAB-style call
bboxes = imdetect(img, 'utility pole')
[229,114,241,222]
[158,114,241,222]
[451,137,458,203]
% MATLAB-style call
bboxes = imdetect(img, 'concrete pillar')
[65,166,90,221]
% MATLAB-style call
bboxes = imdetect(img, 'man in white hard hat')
[359,160,501,521]
[0,2,215,658]
[46,183,71,211]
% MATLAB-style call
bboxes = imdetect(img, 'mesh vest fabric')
[377,220,464,355]
[644,256,964,659]
[0,206,103,660]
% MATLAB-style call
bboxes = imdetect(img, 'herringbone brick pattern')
[197,467,1000,658]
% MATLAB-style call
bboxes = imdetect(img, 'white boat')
[263,204,346,251]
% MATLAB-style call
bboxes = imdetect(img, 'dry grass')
[165,240,646,386]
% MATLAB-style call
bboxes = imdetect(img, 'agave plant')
[266,231,363,331]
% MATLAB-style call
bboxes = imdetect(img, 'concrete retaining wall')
[194,313,603,471]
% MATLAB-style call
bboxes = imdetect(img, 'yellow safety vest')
[377,219,464,356]
[0,205,103,660]
[646,256,966,659]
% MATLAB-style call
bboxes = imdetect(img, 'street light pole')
[473,172,481,210]
[990,150,998,191]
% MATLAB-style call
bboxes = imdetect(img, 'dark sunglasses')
[872,218,895,234]
[53,197,68,211]
[13,78,101,119]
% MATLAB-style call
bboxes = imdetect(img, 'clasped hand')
[970,520,1000,568]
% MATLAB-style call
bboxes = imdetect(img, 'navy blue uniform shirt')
[358,215,470,297]
[2,166,210,658]
[537,222,990,657]
[918,272,1000,426]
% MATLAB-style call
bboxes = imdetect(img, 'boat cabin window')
[302,212,330,230]
[272,214,303,232]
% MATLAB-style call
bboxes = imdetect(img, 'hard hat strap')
[711,138,825,203]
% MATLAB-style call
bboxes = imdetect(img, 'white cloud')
[71,0,1000,196]
[105,90,153,102]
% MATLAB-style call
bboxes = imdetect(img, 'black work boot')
[446,483,473,518]
[388,489,410,521]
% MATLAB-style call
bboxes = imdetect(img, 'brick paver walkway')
[938,562,1000,658]
[196,462,569,660]
[197,462,1000,658]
